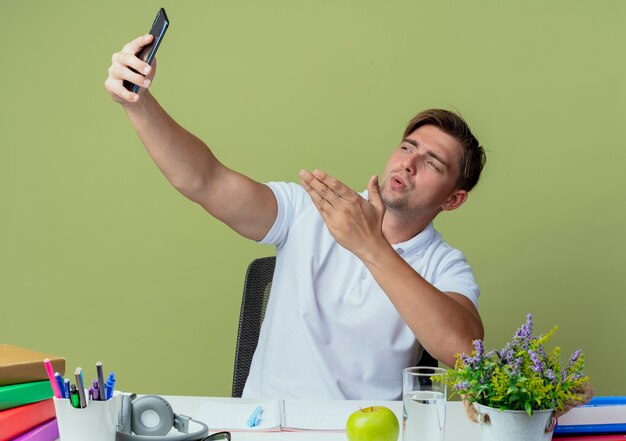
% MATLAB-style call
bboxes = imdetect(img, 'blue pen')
[105,372,116,400]
[247,405,263,427]
[64,378,70,399]
[54,373,65,399]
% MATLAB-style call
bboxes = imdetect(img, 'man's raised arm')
[104,34,277,241]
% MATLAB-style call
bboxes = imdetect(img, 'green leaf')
[525,401,533,416]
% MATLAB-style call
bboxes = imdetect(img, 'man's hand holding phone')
[105,34,156,103]
[105,8,169,103]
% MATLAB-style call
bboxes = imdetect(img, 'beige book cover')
[0,344,65,386]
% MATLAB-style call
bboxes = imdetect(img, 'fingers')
[105,34,155,103]
[299,169,333,212]
[299,169,355,203]
[121,33,154,56]
[299,169,350,212]
[104,76,139,103]
[311,169,351,199]
[367,175,382,206]
[367,175,386,215]
[112,51,153,79]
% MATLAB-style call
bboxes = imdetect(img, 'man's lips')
[390,174,408,190]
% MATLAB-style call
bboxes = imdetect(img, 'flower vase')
[474,404,556,441]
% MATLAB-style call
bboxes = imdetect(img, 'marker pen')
[105,372,116,400]
[43,359,62,398]
[64,378,70,399]
[92,379,100,401]
[54,373,65,400]
[69,385,80,408]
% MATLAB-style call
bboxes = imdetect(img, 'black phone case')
[123,8,169,93]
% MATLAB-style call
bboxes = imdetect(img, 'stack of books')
[554,396,626,440]
[0,344,65,441]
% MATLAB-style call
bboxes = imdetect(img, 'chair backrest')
[231,256,438,397]
[232,256,276,398]
[416,343,438,368]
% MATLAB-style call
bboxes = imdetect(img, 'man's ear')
[441,189,468,212]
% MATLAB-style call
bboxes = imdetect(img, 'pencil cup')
[53,392,122,441]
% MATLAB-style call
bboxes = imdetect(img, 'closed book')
[555,396,626,435]
[0,344,65,386]
[0,399,55,441]
[10,418,59,441]
[0,381,53,411]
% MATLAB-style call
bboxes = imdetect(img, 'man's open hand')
[299,169,387,260]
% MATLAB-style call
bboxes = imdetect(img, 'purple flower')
[514,314,534,349]
[460,353,480,370]
[546,369,557,382]
[529,350,544,373]
[568,350,582,368]
[454,381,470,391]
[473,339,485,358]
[459,339,487,369]
[511,356,523,375]
[461,353,473,364]
[501,343,514,364]
[538,345,547,359]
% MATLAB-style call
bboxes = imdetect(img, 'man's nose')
[401,152,420,175]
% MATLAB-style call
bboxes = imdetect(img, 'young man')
[105,34,486,400]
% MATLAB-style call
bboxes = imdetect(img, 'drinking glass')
[402,366,447,441]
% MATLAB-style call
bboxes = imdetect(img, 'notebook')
[195,397,402,432]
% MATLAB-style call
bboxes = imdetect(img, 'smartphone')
[123,8,169,93]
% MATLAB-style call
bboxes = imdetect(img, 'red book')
[0,399,55,441]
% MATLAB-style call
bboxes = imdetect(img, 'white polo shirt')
[242,182,479,400]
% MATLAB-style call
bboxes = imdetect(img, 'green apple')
[346,406,399,441]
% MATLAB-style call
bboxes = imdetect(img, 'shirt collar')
[391,222,436,256]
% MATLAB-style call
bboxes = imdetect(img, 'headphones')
[116,394,209,441]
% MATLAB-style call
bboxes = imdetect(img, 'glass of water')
[402,366,447,441]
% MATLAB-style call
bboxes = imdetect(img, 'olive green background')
[1,1,625,397]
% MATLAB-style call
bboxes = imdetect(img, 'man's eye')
[428,161,441,171]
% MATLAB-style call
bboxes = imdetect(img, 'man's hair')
[403,109,486,192]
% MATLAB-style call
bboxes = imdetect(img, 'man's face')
[379,124,465,221]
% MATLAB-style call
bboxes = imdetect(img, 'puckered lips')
[389,173,410,191]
